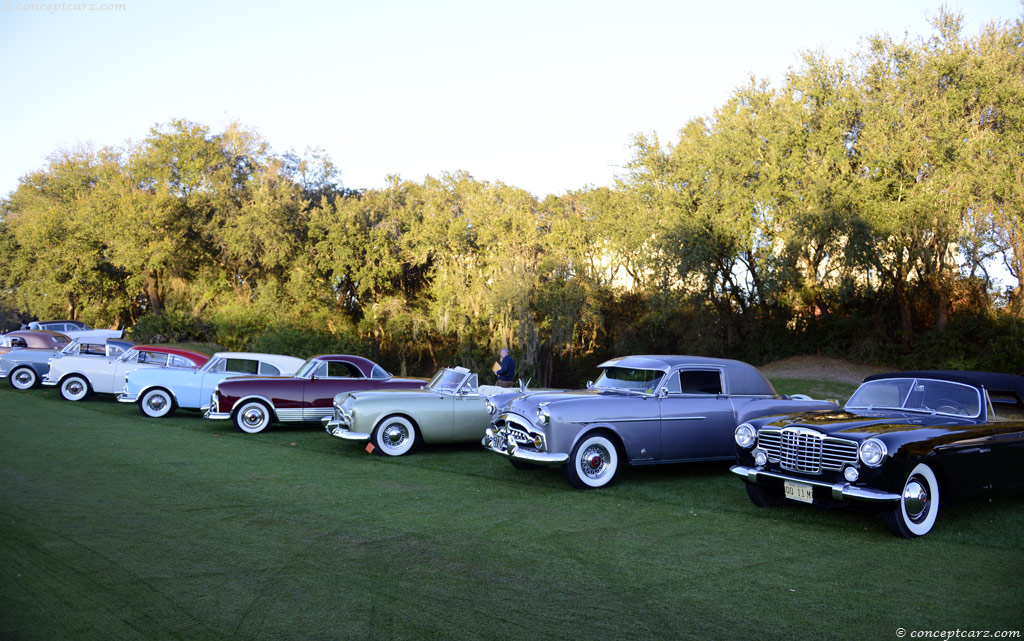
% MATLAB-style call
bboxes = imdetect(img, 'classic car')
[203,354,426,434]
[1,338,133,389]
[43,345,210,401]
[731,370,1024,537]
[118,351,305,418]
[27,320,124,341]
[482,355,838,489]
[324,366,536,456]
[0,330,72,354]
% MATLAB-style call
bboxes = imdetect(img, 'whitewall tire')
[883,463,940,538]
[9,367,38,390]
[373,416,417,456]
[566,432,620,490]
[59,375,90,401]
[234,401,273,434]
[139,388,175,418]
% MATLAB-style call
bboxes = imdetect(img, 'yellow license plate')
[784,481,814,504]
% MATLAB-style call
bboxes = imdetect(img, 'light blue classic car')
[482,355,839,489]
[118,351,305,417]
[1,338,133,390]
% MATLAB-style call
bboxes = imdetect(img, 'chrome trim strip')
[730,465,901,503]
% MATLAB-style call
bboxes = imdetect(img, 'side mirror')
[586,381,594,389]
[656,387,668,398]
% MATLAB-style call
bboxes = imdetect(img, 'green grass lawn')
[1,381,1022,641]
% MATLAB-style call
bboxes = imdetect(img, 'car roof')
[865,370,1024,397]
[309,354,379,376]
[597,354,775,395]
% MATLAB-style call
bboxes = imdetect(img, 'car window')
[326,361,362,378]
[664,371,682,394]
[371,364,390,379]
[168,355,193,368]
[138,351,169,365]
[594,367,663,392]
[52,334,71,345]
[108,344,126,358]
[259,362,281,376]
[224,358,259,375]
[460,373,479,394]
[81,343,106,355]
[679,370,722,395]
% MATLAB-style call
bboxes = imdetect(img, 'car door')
[658,368,737,461]
[452,374,487,442]
[302,360,364,421]
[195,357,260,408]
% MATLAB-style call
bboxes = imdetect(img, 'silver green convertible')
[324,367,531,456]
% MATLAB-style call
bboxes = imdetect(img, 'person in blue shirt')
[494,348,515,387]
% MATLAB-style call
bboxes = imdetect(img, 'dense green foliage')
[2,384,1022,640]
[2,9,1023,383]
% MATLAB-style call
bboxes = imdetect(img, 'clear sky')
[0,0,1020,198]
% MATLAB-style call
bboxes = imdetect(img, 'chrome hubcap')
[904,479,929,520]
[14,371,32,385]
[67,381,83,395]
[384,425,406,445]
[581,445,608,478]
[243,408,265,426]
[147,395,167,411]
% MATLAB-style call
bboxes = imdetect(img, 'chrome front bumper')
[41,375,57,387]
[116,392,139,403]
[481,427,569,466]
[322,417,371,442]
[730,465,902,504]
[204,409,231,420]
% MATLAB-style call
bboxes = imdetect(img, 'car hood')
[761,409,976,438]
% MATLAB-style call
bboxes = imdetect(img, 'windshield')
[845,378,981,417]
[60,340,81,355]
[295,359,321,379]
[200,357,222,373]
[593,366,665,393]
[117,349,139,363]
[427,368,469,393]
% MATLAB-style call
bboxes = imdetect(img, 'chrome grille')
[756,427,858,474]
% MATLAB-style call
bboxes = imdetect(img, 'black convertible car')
[731,370,1024,537]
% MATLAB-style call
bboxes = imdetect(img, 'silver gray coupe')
[482,355,839,489]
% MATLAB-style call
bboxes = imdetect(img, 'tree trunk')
[145,270,164,315]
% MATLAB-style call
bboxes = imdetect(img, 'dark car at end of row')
[731,370,1024,537]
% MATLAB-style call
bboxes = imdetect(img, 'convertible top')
[597,354,776,396]
[865,370,1024,398]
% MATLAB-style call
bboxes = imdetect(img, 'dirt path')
[757,355,886,386]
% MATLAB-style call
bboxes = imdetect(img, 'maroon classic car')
[203,354,426,434]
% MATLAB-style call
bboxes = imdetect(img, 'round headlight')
[536,405,550,425]
[484,398,496,415]
[859,438,887,467]
[734,423,756,448]
[843,466,860,482]
[753,450,768,467]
